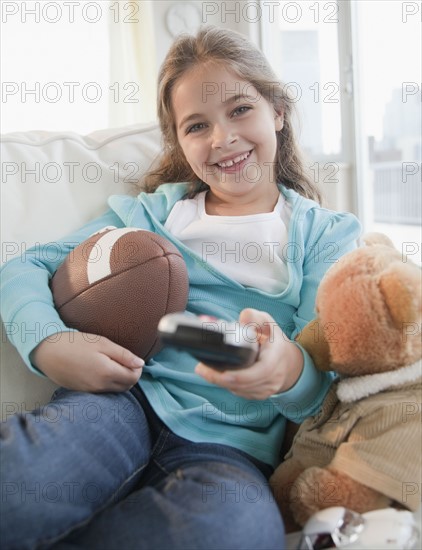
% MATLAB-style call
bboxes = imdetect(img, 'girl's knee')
[166,462,286,549]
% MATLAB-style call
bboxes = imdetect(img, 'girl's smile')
[172,63,283,214]
[214,149,252,170]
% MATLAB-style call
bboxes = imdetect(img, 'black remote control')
[158,313,259,370]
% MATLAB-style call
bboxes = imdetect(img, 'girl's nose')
[211,123,237,149]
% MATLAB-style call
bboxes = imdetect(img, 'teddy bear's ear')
[295,319,331,371]
[362,232,395,248]
[379,263,422,328]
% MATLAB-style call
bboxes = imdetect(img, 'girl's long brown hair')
[142,25,321,204]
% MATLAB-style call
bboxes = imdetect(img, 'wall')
[151,1,261,71]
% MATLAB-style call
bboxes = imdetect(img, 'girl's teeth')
[218,151,250,168]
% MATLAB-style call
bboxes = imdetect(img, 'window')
[260,0,421,261]
[1,1,110,134]
[261,0,343,159]
[0,1,157,134]
[351,0,421,260]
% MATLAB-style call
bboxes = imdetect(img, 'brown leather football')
[51,227,189,360]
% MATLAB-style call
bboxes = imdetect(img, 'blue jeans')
[1,386,285,549]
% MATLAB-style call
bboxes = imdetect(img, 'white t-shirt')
[164,191,291,294]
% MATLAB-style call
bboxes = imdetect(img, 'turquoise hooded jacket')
[0,183,361,466]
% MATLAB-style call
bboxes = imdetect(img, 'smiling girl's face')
[172,63,284,214]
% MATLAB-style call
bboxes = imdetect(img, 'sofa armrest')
[1,122,162,413]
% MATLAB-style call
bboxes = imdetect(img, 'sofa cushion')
[1,122,161,264]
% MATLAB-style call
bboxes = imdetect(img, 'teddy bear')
[269,233,421,531]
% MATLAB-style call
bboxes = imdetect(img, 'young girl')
[1,26,361,549]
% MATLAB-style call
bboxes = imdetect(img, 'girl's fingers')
[239,308,279,345]
[195,363,236,385]
[195,362,278,400]
[98,356,143,389]
[195,361,265,391]
[99,337,145,369]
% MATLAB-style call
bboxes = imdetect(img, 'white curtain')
[108,0,157,127]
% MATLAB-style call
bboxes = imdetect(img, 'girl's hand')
[195,309,304,400]
[31,332,144,393]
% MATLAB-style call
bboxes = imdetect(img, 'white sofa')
[1,122,162,416]
[1,122,421,546]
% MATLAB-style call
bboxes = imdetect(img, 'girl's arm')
[1,208,144,392]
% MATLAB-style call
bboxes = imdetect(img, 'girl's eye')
[186,123,206,134]
[185,107,251,134]
[232,105,252,117]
